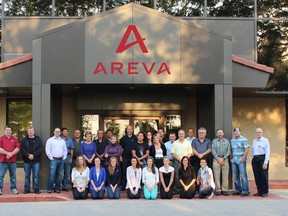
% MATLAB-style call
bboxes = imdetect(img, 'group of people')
[0,125,270,200]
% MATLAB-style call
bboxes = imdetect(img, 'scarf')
[198,165,211,186]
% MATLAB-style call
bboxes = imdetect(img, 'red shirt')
[0,135,20,162]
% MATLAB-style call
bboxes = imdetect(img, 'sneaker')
[215,191,221,196]
[222,191,229,196]
[233,191,241,195]
[47,190,52,193]
[11,188,19,195]
[0,189,2,195]
[241,192,249,197]
[24,190,30,194]
[34,190,41,194]
[207,192,214,199]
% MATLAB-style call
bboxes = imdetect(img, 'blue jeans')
[90,189,105,199]
[62,155,72,189]
[143,186,158,200]
[199,186,214,198]
[24,162,40,191]
[232,161,249,194]
[47,159,64,191]
[127,188,141,199]
[0,162,17,189]
[107,186,121,199]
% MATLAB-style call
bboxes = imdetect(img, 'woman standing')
[179,156,196,199]
[197,158,215,199]
[146,131,153,147]
[71,155,90,199]
[126,157,142,199]
[81,131,97,168]
[149,134,167,169]
[142,156,159,200]
[106,157,121,199]
[103,135,122,166]
[89,157,106,199]
[159,156,174,199]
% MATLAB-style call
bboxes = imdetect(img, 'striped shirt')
[231,135,249,163]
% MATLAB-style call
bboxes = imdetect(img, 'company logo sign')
[93,25,171,75]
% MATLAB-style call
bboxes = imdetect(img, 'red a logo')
[116,25,148,53]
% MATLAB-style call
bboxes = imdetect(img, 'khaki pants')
[213,158,229,192]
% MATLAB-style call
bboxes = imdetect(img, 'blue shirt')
[252,136,270,164]
[231,135,249,163]
[164,140,174,160]
[45,136,67,160]
[80,142,97,160]
[61,136,74,156]
[89,166,106,190]
[192,138,212,154]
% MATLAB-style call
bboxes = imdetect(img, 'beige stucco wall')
[62,97,79,135]
[0,97,6,130]
[233,97,286,180]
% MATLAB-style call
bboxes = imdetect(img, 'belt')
[53,157,63,160]
[254,154,265,158]
[155,157,163,160]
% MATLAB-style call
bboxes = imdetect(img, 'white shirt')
[155,148,164,158]
[126,166,142,190]
[164,141,174,160]
[186,136,196,144]
[71,167,90,188]
[199,167,215,189]
[142,167,159,188]
[252,136,270,164]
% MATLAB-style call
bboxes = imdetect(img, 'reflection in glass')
[82,115,99,139]
[104,119,129,141]
[134,120,159,135]
[164,115,181,132]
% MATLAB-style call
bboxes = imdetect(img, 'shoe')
[222,191,229,196]
[233,191,241,195]
[207,192,214,199]
[34,190,41,194]
[253,192,261,196]
[0,189,2,195]
[241,192,249,197]
[62,188,68,192]
[24,190,30,194]
[47,190,52,193]
[215,191,221,196]
[11,188,19,195]
[55,190,61,193]
[261,193,268,197]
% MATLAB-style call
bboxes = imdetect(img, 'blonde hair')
[108,157,118,176]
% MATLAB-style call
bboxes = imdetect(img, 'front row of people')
[71,155,214,200]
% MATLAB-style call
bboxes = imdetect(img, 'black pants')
[72,187,88,200]
[179,184,196,199]
[121,157,131,189]
[252,155,269,195]
[160,186,173,199]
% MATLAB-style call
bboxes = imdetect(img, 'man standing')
[94,129,109,166]
[132,132,149,168]
[164,131,177,167]
[20,126,43,194]
[212,129,230,196]
[252,128,270,197]
[0,126,20,195]
[192,127,212,173]
[46,127,67,193]
[72,129,83,167]
[120,125,137,190]
[171,129,192,191]
[231,128,250,197]
[185,128,196,145]
[61,128,74,191]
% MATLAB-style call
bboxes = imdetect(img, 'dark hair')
[187,128,194,132]
[137,132,146,141]
[180,156,194,176]
[200,158,208,163]
[131,157,140,168]
[61,127,68,132]
[147,156,156,174]
[216,128,223,133]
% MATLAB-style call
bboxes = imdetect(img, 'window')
[81,114,99,139]
[7,99,32,140]
[164,115,181,132]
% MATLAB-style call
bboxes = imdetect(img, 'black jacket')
[20,135,43,163]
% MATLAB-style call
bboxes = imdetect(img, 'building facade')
[0,3,286,189]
